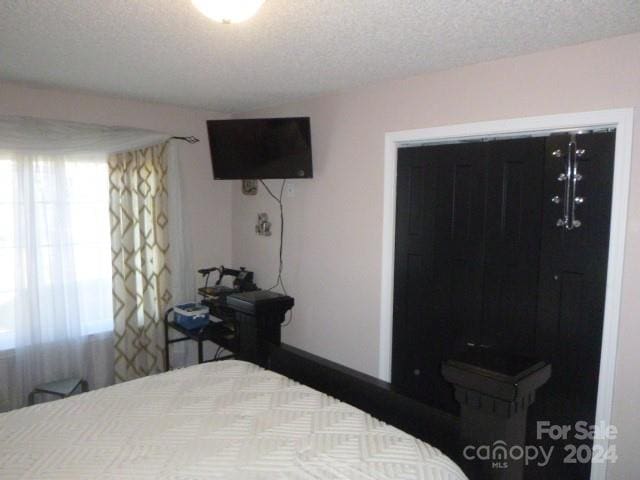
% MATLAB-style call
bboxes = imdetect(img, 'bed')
[0,359,467,479]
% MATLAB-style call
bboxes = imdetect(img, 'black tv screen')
[207,117,312,179]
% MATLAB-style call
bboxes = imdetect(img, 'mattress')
[0,360,467,479]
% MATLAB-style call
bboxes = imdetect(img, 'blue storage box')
[174,303,210,330]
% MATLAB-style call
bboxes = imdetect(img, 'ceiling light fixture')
[191,0,266,24]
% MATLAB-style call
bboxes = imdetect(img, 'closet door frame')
[379,108,634,480]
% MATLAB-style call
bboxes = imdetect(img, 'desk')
[164,304,237,371]
[164,292,294,371]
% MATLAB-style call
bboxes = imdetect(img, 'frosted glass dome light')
[192,0,266,24]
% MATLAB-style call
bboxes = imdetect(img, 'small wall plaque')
[256,213,272,236]
[242,179,258,195]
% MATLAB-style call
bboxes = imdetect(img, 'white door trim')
[379,108,634,480]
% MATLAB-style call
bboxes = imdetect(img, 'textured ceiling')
[1,1,639,113]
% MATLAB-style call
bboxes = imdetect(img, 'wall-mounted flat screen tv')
[207,117,312,179]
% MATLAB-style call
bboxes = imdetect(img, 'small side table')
[164,306,238,371]
[28,377,88,405]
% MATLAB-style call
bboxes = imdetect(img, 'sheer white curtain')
[167,141,196,306]
[0,115,193,410]
[0,152,114,411]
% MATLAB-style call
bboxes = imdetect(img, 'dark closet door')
[392,131,615,479]
[392,137,546,413]
[527,131,615,479]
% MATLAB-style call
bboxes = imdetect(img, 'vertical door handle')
[569,147,585,229]
[555,147,572,228]
[555,142,584,230]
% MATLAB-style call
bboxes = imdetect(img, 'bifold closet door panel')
[526,131,615,479]
[478,137,546,353]
[392,137,546,413]
[393,142,486,413]
[535,131,615,407]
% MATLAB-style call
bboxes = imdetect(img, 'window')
[0,153,113,351]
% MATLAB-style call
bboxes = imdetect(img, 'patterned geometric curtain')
[108,142,171,382]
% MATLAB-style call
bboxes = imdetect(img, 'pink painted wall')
[1,31,639,477]
[232,33,640,478]
[0,81,232,276]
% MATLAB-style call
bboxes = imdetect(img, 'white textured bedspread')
[0,360,466,479]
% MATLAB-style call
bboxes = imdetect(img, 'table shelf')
[164,306,239,370]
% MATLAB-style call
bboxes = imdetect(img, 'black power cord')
[259,179,294,327]
[259,179,287,295]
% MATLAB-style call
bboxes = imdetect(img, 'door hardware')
[554,142,584,230]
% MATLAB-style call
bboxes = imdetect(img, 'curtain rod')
[171,136,200,144]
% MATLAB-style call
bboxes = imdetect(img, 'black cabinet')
[227,290,294,367]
